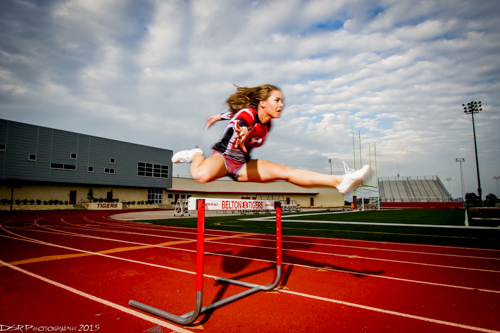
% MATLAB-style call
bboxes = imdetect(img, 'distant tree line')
[465,193,499,207]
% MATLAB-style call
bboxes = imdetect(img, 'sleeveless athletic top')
[212,108,271,162]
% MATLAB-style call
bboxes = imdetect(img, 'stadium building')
[0,119,345,211]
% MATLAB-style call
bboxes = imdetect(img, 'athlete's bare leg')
[190,153,228,183]
[237,159,344,187]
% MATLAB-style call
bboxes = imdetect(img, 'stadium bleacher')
[378,176,462,208]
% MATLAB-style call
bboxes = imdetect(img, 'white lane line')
[6,215,500,292]
[2,230,499,331]
[241,211,500,230]
[279,289,500,333]
[14,221,500,274]
[138,227,500,261]
[2,230,499,295]
[2,239,499,333]
[91,214,500,254]
[0,259,194,333]
[284,247,500,273]
[283,219,500,230]
[33,215,500,262]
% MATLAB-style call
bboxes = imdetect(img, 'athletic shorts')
[211,150,246,181]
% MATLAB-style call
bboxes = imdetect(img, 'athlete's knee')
[192,168,213,183]
[275,163,295,181]
[193,164,225,183]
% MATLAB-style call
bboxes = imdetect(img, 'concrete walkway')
[109,208,329,221]
[110,209,260,221]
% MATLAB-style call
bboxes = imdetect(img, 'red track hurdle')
[129,198,282,325]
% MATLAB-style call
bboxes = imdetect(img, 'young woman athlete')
[172,84,369,194]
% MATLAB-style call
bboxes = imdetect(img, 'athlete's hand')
[234,121,249,153]
[206,114,221,129]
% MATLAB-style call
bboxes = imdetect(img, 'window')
[138,162,151,176]
[161,165,168,178]
[104,168,115,174]
[153,164,161,178]
[28,154,37,161]
[110,158,116,164]
[148,189,163,204]
[138,162,169,178]
[70,153,77,159]
[51,163,76,171]
[88,167,94,172]
[0,144,6,151]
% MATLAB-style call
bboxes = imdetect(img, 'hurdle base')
[129,290,203,326]
[182,266,282,318]
[214,265,282,291]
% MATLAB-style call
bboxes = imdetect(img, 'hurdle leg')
[129,199,206,326]
[214,201,282,291]
[261,201,282,290]
[185,201,282,317]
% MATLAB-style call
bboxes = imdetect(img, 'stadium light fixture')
[462,101,483,204]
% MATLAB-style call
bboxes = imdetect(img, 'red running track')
[1,210,499,333]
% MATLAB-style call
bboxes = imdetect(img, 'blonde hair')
[226,84,281,114]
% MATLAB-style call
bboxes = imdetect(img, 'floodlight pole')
[462,101,483,204]
[494,176,500,197]
[328,159,332,175]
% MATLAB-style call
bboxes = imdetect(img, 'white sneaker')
[171,148,203,163]
[336,165,370,194]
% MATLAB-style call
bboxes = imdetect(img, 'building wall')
[0,182,150,204]
[166,177,344,208]
[0,177,344,209]
[0,119,173,189]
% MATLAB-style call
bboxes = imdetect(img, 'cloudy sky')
[1,0,499,199]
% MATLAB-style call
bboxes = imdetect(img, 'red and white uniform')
[212,108,271,163]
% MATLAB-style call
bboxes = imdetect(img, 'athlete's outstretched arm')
[206,112,233,129]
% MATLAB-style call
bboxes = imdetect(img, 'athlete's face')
[261,90,284,119]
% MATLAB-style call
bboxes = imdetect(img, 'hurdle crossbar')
[129,198,282,325]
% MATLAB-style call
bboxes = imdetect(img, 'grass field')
[135,209,500,250]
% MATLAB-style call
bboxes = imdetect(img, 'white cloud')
[0,0,499,198]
